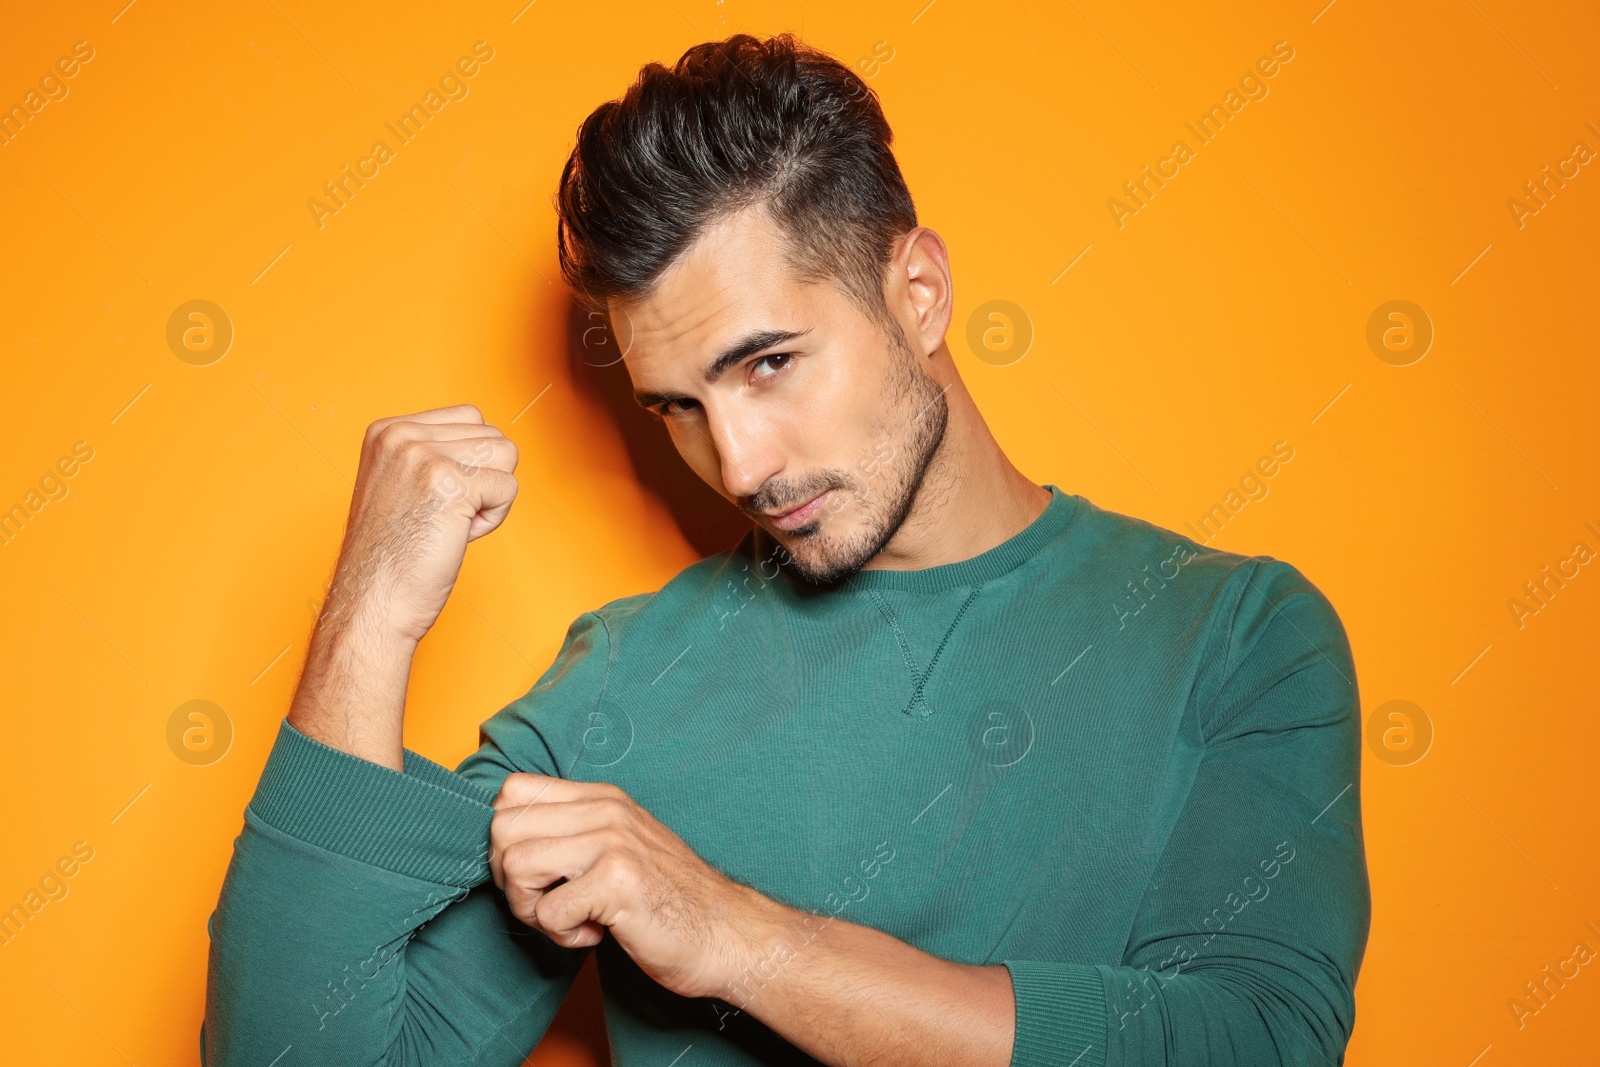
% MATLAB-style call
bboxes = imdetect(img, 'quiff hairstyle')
[555,33,919,331]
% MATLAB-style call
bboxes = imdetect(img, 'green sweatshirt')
[203,484,1369,1066]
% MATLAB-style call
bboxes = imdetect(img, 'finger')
[361,421,505,480]
[492,773,564,810]
[500,834,608,927]
[365,422,505,466]
[426,466,519,541]
[502,832,608,891]
[427,436,519,476]
[469,503,510,542]
[535,866,618,946]
[363,407,484,452]
[490,781,631,885]
[511,891,604,948]
[464,469,518,541]
[556,920,607,948]
[385,420,506,445]
[495,774,623,810]
[369,404,485,439]
[489,836,530,894]
[491,797,624,850]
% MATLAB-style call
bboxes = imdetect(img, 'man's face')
[617,205,948,586]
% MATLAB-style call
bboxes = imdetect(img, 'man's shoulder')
[1063,492,1275,580]
[1063,493,1342,627]
[1066,496,1354,742]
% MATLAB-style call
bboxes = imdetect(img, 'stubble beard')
[777,324,949,588]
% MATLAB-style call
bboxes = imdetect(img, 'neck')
[862,351,1051,572]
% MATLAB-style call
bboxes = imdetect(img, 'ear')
[894,227,954,358]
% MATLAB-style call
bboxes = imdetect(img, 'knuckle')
[539,879,585,920]
[501,773,537,803]
[374,423,417,458]
[507,888,540,926]
[397,437,432,465]
[489,807,515,842]
[419,455,457,488]
[365,414,404,441]
[596,855,632,895]
[499,836,530,873]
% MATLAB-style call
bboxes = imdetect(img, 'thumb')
[550,919,605,948]
[464,469,518,541]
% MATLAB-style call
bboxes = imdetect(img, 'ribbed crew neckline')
[754,483,1079,597]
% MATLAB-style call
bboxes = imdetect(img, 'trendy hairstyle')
[555,33,919,331]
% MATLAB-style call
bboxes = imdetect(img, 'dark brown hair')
[555,33,918,327]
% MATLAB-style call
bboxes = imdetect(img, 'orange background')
[2,1,1596,1064]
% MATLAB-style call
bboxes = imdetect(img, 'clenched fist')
[288,403,519,770]
[323,403,520,645]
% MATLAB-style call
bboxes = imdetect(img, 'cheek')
[796,350,881,447]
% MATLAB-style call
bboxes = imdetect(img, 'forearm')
[725,893,1016,1067]
[288,596,417,772]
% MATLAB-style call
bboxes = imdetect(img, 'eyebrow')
[633,328,811,409]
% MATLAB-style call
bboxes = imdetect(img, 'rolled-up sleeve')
[202,610,615,1066]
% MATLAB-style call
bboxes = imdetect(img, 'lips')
[769,489,832,531]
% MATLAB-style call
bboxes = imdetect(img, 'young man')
[204,33,1369,1067]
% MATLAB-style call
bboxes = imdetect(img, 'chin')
[786,552,860,588]
[781,523,882,587]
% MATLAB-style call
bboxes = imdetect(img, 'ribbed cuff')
[1001,960,1108,1067]
[248,719,499,888]
[403,744,502,801]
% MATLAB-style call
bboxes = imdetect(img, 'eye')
[657,397,700,418]
[653,352,796,419]
[751,352,794,381]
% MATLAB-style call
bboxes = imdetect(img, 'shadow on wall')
[560,295,751,560]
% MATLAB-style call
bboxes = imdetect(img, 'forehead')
[616,206,817,376]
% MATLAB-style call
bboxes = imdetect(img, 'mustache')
[744,474,848,516]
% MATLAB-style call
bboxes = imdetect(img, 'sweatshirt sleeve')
[201,610,613,1067]
[1002,560,1372,1067]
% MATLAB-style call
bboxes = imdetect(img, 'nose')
[705,400,784,503]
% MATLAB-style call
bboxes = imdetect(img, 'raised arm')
[202,405,595,1066]
[286,403,522,770]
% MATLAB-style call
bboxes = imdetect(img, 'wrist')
[315,581,422,647]
[317,609,420,657]
[708,884,808,1006]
